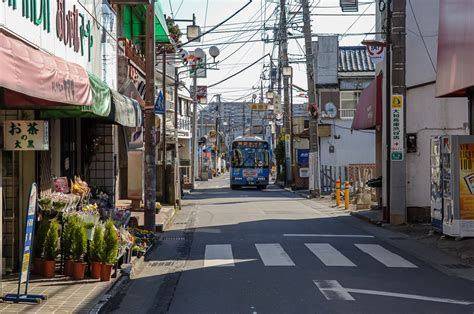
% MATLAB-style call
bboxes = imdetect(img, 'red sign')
[54,177,69,193]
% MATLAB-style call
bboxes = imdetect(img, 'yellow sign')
[392,95,403,109]
[459,144,474,219]
[250,103,269,111]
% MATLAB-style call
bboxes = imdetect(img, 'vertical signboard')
[391,95,404,161]
[20,184,37,284]
[459,144,474,220]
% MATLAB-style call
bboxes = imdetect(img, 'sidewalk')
[0,275,112,313]
[351,208,474,266]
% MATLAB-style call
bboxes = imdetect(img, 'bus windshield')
[232,145,269,168]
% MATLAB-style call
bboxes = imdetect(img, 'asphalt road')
[109,175,474,314]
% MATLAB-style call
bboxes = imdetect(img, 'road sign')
[367,45,385,64]
[190,55,207,78]
[391,95,404,161]
[154,90,165,114]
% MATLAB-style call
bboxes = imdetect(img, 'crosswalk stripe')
[355,244,417,268]
[204,244,235,267]
[305,243,356,267]
[255,243,295,266]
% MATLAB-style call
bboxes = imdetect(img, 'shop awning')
[123,2,170,45]
[0,31,92,107]
[40,73,111,119]
[110,91,143,127]
[436,0,474,97]
[351,73,382,130]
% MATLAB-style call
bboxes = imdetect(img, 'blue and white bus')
[230,136,270,190]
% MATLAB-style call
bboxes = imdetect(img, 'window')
[340,91,361,119]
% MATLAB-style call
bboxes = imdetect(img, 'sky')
[162,0,376,104]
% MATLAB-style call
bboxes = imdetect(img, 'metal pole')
[174,66,180,206]
[191,74,198,188]
[290,75,294,186]
[302,0,320,196]
[162,50,167,203]
[144,3,156,231]
[385,0,392,222]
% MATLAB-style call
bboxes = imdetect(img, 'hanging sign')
[391,95,404,161]
[273,94,282,113]
[249,103,270,111]
[367,45,385,65]
[4,120,49,151]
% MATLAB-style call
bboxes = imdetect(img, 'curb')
[350,211,379,225]
[156,207,177,232]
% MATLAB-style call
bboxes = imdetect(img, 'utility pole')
[388,0,407,224]
[144,3,156,231]
[161,51,167,203]
[302,0,320,196]
[174,66,180,208]
[280,0,291,186]
[191,74,198,188]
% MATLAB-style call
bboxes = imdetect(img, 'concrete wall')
[404,0,468,207]
[406,84,467,207]
[319,119,376,167]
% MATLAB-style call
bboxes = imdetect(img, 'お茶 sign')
[4,120,49,151]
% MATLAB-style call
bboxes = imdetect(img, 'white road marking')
[204,244,235,267]
[305,243,356,267]
[346,288,474,305]
[255,243,295,266]
[313,280,355,301]
[284,234,374,238]
[355,244,417,268]
[314,280,474,305]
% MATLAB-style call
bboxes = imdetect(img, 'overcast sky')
[163,0,376,104]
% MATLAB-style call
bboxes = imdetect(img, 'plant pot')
[64,259,74,277]
[90,262,102,279]
[33,258,44,276]
[100,264,113,282]
[72,262,87,280]
[43,260,56,278]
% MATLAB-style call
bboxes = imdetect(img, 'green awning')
[123,1,170,45]
[154,1,170,43]
[40,72,111,119]
[110,90,143,127]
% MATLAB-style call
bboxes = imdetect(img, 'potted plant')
[71,219,87,280]
[33,218,50,276]
[89,224,104,279]
[42,219,59,278]
[100,219,118,281]
[62,215,75,277]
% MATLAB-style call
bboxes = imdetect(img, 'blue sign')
[297,149,310,166]
[154,90,165,114]
[3,182,46,303]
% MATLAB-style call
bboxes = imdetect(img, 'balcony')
[339,108,356,120]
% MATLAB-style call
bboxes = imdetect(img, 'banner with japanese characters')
[4,120,49,151]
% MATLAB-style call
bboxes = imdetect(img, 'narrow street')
[109,176,474,314]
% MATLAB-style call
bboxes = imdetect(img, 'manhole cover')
[443,263,473,269]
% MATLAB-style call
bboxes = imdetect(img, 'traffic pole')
[335,179,341,207]
[344,181,350,210]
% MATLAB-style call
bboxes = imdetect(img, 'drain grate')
[443,263,473,269]
[148,261,175,267]
[161,236,185,241]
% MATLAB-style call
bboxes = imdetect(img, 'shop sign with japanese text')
[19,183,37,283]
[0,0,104,76]
[391,95,404,161]
[4,120,49,151]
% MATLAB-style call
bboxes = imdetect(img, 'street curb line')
[350,211,379,225]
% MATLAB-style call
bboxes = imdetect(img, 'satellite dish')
[325,102,337,118]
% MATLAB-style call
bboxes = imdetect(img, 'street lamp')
[282,66,294,186]
[340,0,358,12]
[266,90,274,100]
